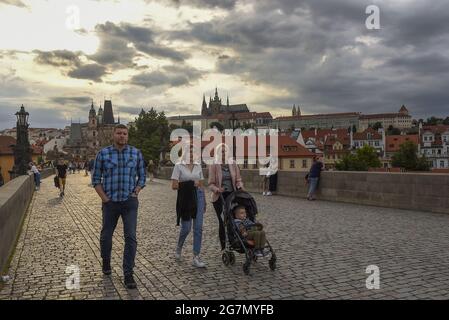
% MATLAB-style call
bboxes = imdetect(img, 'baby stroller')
[220,190,277,275]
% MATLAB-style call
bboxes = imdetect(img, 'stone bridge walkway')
[1,174,449,300]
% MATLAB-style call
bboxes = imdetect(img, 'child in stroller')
[233,206,266,257]
[220,190,276,275]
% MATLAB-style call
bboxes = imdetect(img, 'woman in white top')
[171,143,207,268]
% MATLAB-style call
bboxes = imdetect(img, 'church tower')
[88,100,97,128]
[209,87,222,115]
[97,103,103,125]
[201,94,208,116]
[292,104,297,117]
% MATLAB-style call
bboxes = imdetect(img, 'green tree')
[372,122,383,131]
[387,125,401,135]
[335,145,381,171]
[128,108,170,165]
[391,141,430,171]
[443,117,449,125]
[425,116,443,125]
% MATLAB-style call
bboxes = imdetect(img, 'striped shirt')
[92,144,146,202]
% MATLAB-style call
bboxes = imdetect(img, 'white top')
[30,165,39,174]
[171,163,204,182]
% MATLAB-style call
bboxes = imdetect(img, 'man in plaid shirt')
[92,124,146,289]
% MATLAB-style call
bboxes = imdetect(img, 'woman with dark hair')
[208,143,244,251]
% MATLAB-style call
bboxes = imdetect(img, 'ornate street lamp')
[10,105,32,179]
[229,112,238,160]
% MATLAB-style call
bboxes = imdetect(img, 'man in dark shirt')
[55,159,68,197]
[307,156,323,200]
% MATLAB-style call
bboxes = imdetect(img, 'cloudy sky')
[0,0,448,129]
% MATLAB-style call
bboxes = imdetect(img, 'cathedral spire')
[201,94,208,116]
[292,104,297,117]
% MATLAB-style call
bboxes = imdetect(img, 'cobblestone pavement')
[2,173,449,300]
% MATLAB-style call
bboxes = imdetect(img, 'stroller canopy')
[224,190,258,221]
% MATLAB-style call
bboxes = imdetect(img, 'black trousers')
[212,191,231,250]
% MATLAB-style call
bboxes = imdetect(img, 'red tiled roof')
[422,125,449,134]
[324,135,350,147]
[171,133,315,158]
[0,135,42,155]
[353,128,382,140]
[301,128,348,141]
[385,135,419,152]
[0,135,16,154]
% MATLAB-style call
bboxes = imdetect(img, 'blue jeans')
[177,188,205,256]
[307,177,319,198]
[100,197,138,276]
[34,172,41,187]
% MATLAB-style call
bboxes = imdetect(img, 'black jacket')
[176,181,197,226]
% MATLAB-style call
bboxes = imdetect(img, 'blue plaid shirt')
[92,144,146,202]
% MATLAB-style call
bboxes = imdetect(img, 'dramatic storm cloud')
[0,0,448,128]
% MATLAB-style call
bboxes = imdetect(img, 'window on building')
[243,160,248,169]
[440,161,445,168]
[290,160,295,168]
[302,160,307,168]
[375,141,379,147]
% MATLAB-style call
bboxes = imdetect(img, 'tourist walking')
[55,159,68,197]
[148,160,155,182]
[209,143,244,251]
[261,155,278,196]
[307,156,323,200]
[171,143,207,268]
[92,124,146,289]
[29,162,41,191]
[84,160,90,176]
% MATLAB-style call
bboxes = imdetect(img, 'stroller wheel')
[269,257,276,271]
[229,252,236,266]
[243,261,251,275]
[222,252,230,266]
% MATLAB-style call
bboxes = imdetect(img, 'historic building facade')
[359,105,412,131]
[419,124,449,169]
[63,100,119,160]
[167,88,272,131]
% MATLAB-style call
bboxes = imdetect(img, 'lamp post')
[229,112,238,160]
[10,105,32,179]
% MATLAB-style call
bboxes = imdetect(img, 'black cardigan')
[176,181,197,226]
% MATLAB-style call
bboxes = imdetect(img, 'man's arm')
[92,152,109,202]
[94,185,110,203]
[134,150,146,194]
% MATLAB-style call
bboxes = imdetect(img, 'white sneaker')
[192,255,206,268]
[267,191,272,196]
[175,248,182,261]
[262,192,266,196]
